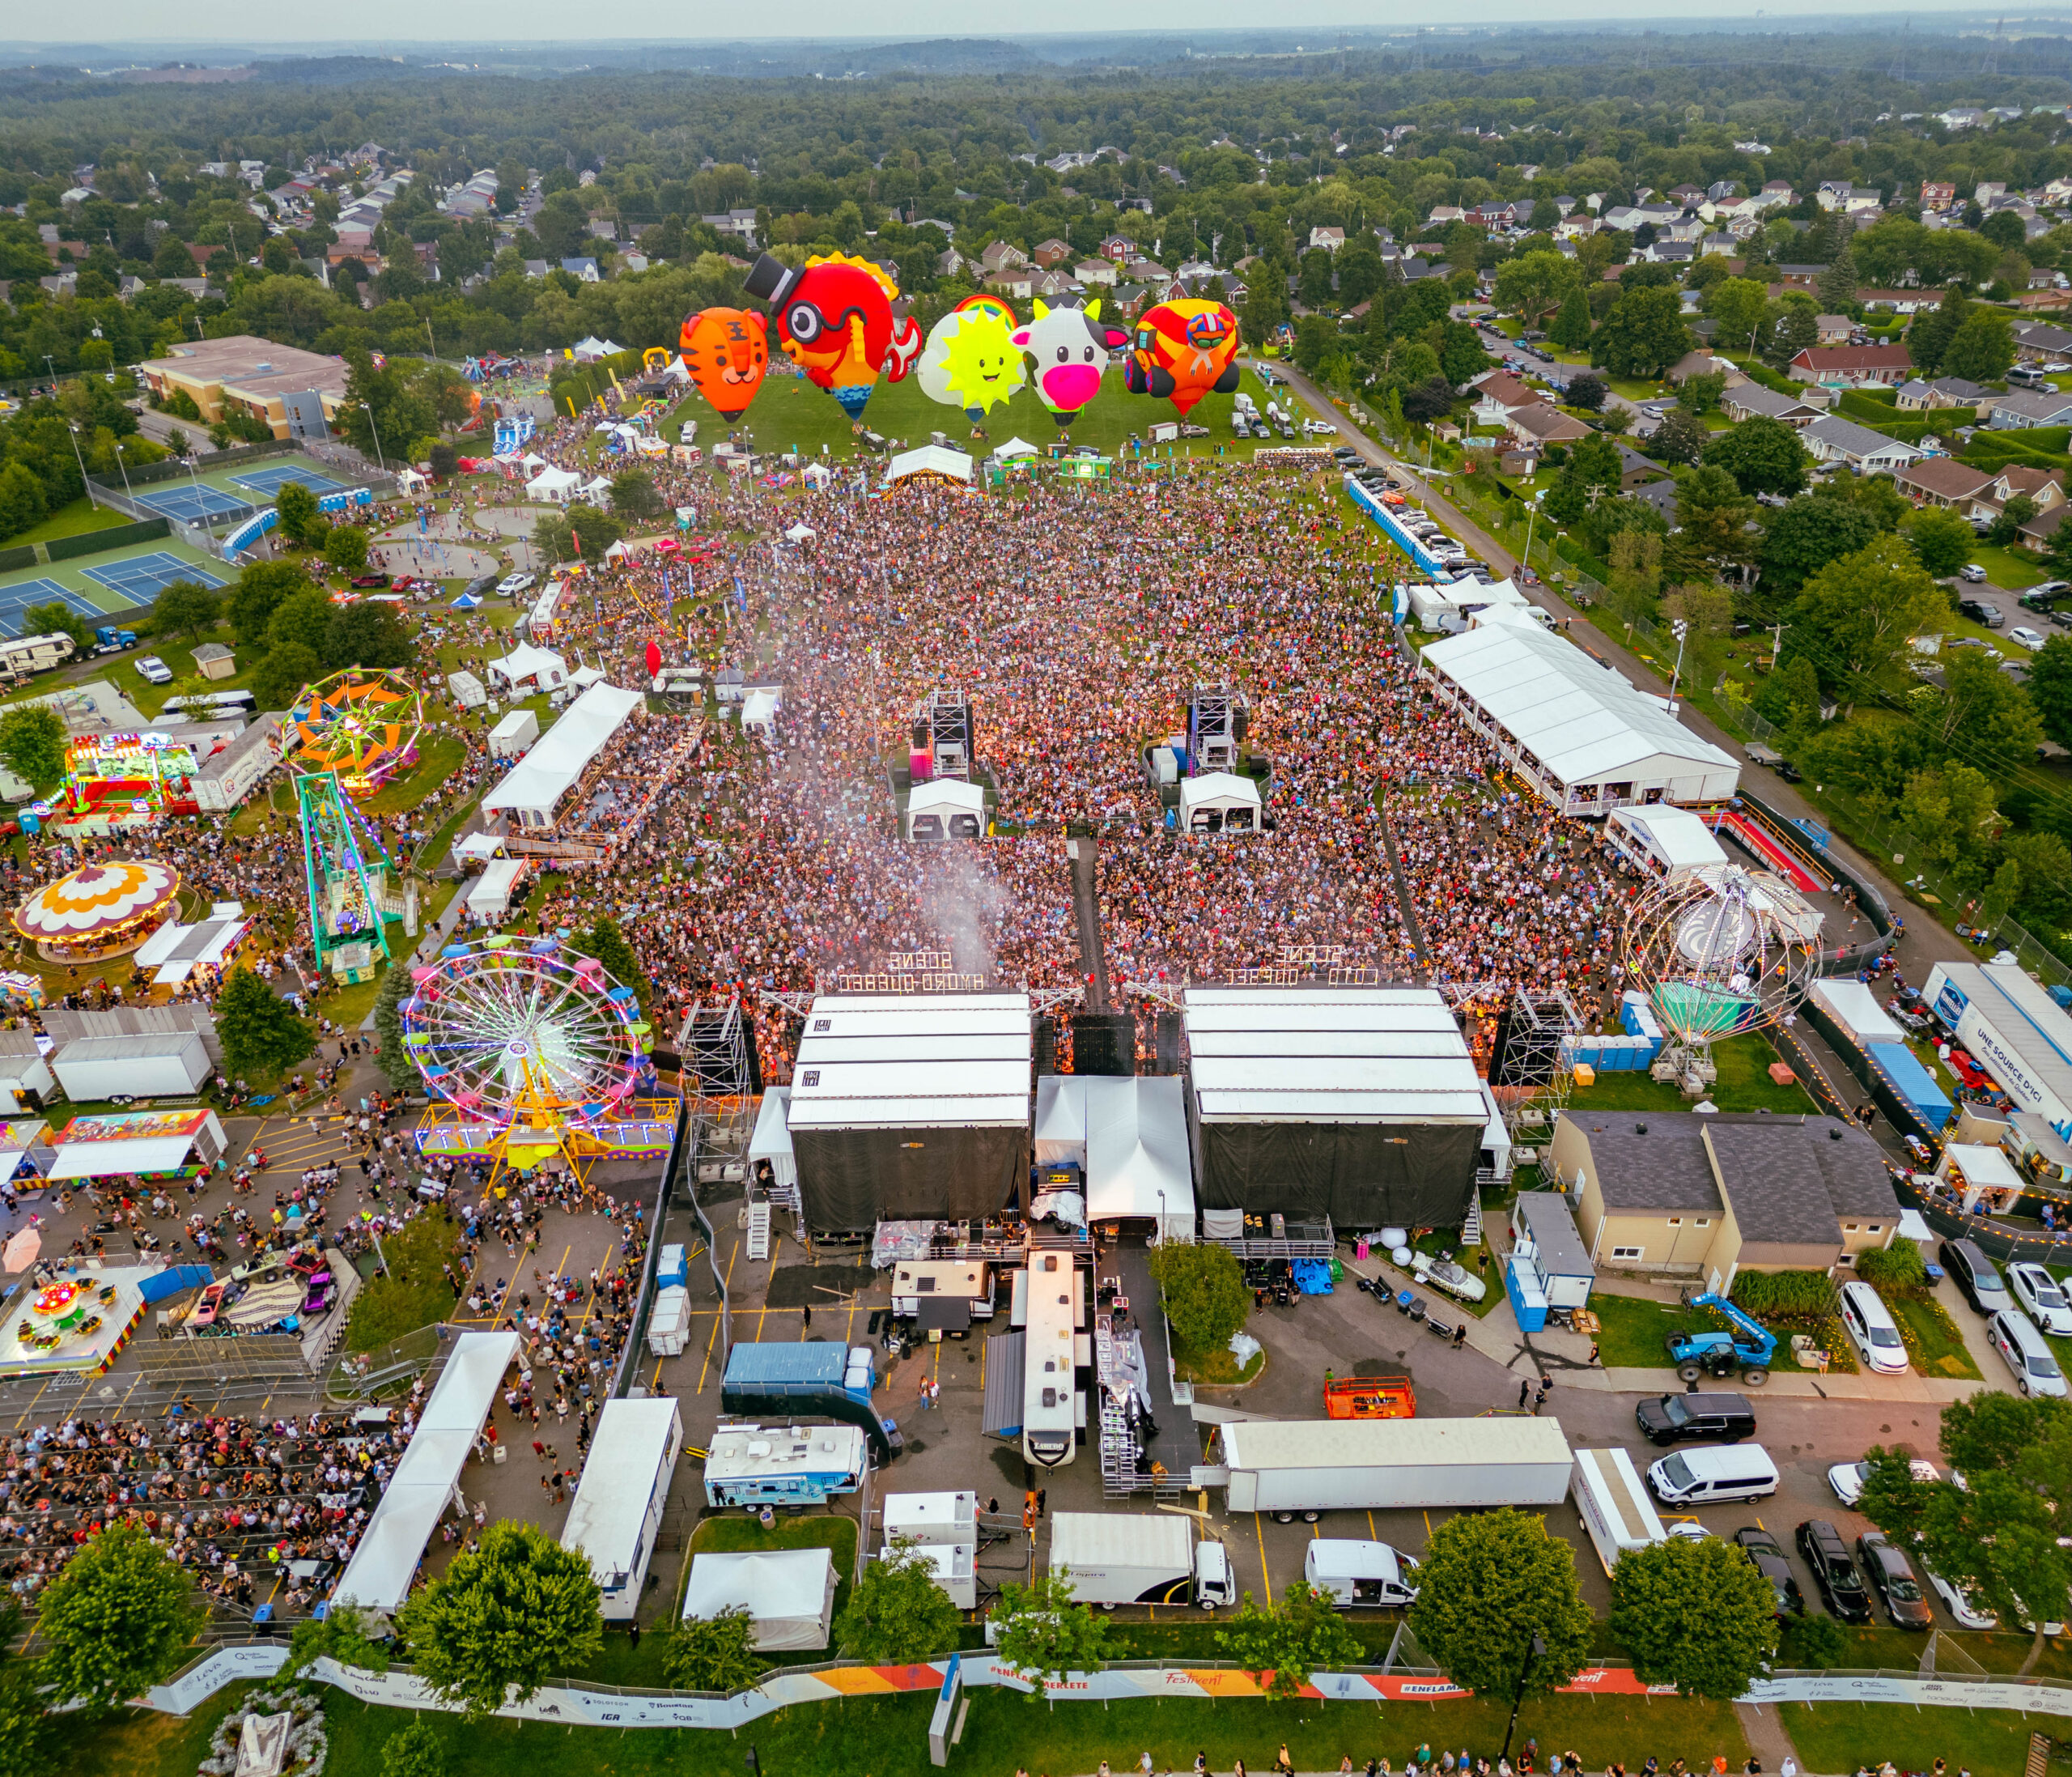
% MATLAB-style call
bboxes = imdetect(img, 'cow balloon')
[1009,298,1131,427]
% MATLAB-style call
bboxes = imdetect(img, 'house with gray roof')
[1802,414,1921,473]
[1722,382,1824,427]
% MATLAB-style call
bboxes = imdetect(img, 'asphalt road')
[1263,357,1972,993]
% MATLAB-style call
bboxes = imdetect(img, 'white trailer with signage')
[1572,1447,1667,1572]
[560,1397,682,1621]
[1047,1511,1235,1609]
[1926,959,2072,1137]
[1202,1418,1573,1520]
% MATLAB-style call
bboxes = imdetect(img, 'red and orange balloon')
[678,307,770,421]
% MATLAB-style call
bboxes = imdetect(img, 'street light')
[62,421,89,491]
[359,401,388,476]
[1499,1633,1547,1764]
[1667,618,1691,708]
[113,440,134,504]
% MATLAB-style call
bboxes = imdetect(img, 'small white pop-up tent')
[465,857,528,919]
[526,466,584,504]
[748,1087,796,1204]
[1179,772,1263,835]
[740,687,781,736]
[905,777,986,840]
[995,436,1040,461]
[783,522,816,542]
[486,644,568,695]
[681,1549,835,1650]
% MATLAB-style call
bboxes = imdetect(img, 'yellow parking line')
[1255,1512,1272,1608]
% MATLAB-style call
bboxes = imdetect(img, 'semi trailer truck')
[1199,1418,1573,1520]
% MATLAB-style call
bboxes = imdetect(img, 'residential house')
[986,266,1035,301]
[1986,389,2072,430]
[1975,466,2069,528]
[1505,404,1594,448]
[700,210,758,246]
[560,257,601,283]
[2013,321,2072,363]
[1802,414,1922,473]
[1667,349,1748,389]
[1468,374,1543,427]
[979,240,1030,275]
[1098,235,1134,261]
[1031,238,1072,268]
[1033,267,1079,299]
[1075,258,1116,287]
[1548,1111,1900,1287]
[1613,442,1668,490]
[1815,314,1854,346]
[1309,226,1347,252]
[1894,457,1998,509]
[1893,376,1987,410]
[1858,290,1942,314]
[1627,479,1681,523]
[1788,345,1913,387]
[1722,382,1824,427]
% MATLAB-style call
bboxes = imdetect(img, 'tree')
[323,524,372,578]
[1989,493,2040,550]
[327,601,413,671]
[991,1568,1114,1683]
[214,965,317,1080]
[1767,296,1819,370]
[1900,763,2005,889]
[1752,655,1826,730]
[34,1523,203,1718]
[1760,495,1884,593]
[1943,309,2018,385]
[1678,370,1728,416]
[1816,246,1859,318]
[534,503,625,563]
[0,705,66,791]
[1401,376,1456,424]
[285,1602,390,1680]
[1914,646,2044,768]
[1492,249,1577,331]
[1214,1584,1362,1700]
[229,559,313,647]
[428,441,460,480]
[1590,284,1690,380]
[1665,580,1736,696]
[572,915,649,1009]
[274,478,323,547]
[397,1520,604,1720]
[1793,536,1953,701]
[1908,504,1981,579]
[1909,286,1972,380]
[1669,465,1761,582]
[2029,635,2072,748]
[1702,276,1772,355]
[372,966,416,1091]
[1647,408,1708,466]
[268,588,334,659]
[1548,286,1592,352]
[1565,374,1607,412]
[1149,1239,1250,1354]
[1705,414,1809,498]
[1408,1510,1594,1702]
[0,1605,49,1777]
[1608,1535,1778,1699]
[661,1604,765,1694]
[609,469,665,522]
[1858,1394,2072,1674]
[151,580,220,642]
[835,1537,959,1663]
[253,642,323,713]
[380,1719,447,1777]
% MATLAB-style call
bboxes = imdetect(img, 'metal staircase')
[1461,1188,1484,1248]
[745,1201,772,1262]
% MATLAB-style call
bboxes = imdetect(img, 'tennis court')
[81,552,228,602]
[134,483,255,524]
[231,464,344,499]
[0,578,104,640]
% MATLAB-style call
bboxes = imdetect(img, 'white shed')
[1179,772,1263,835]
[488,710,540,759]
[905,778,986,841]
[680,1548,835,1650]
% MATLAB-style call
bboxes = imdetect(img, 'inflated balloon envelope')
[745,250,916,419]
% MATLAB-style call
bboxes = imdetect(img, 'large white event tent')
[331,1331,518,1623]
[1034,1075,1194,1241]
[680,1548,835,1649]
[1420,623,1739,814]
[480,682,643,831]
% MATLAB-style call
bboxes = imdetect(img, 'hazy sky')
[2,0,2037,49]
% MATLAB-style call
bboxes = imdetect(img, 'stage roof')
[787,993,1032,1131]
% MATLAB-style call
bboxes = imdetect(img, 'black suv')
[1959,597,2006,629]
[1856,1533,1933,1630]
[1635,1392,1757,1447]
[1733,1527,1805,1618]
[1797,1520,1872,1622]
[1939,1238,2013,1316]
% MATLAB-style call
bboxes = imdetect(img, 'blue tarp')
[1293,1259,1335,1295]
[138,1264,212,1305]
[1867,1040,1955,1132]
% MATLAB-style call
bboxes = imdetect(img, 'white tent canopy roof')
[995,436,1040,460]
[886,444,974,484]
[1607,805,1728,872]
[465,857,527,916]
[1422,623,1738,793]
[485,644,567,690]
[788,993,1034,1132]
[1034,1075,1193,1239]
[741,687,781,732]
[525,466,583,498]
[908,779,985,816]
[681,1548,835,1649]
[1183,986,1488,1125]
[1178,772,1261,816]
[481,682,643,822]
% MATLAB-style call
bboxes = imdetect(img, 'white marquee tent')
[905,777,986,840]
[1406,576,1531,629]
[332,1331,517,1622]
[1420,623,1739,814]
[525,466,584,504]
[481,681,643,830]
[1606,806,1729,886]
[485,643,568,695]
[681,1548,835,1649]
[1178,772,1262,835]
[885,444,974,486]
[1034,1075,1194,1241]
[465,857,528,918]
[741,687,781,735]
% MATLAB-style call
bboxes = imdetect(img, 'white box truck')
[1571,1447,1667,1573]
[885,1490,979,1548]
[1047,1511,1235,1609]
[1201,1418,1573,1520]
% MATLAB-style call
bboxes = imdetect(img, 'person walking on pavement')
[1518,1377,1530,1410]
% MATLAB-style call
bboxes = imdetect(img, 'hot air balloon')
[745,252,902,419]
[645,640,662,678]
[678,308,770,422]
[1124,299,1242,418]
[1008,299,1131,427]
[919,302,1027,419]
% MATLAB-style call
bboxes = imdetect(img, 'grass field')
[1782,1701,2043,1777]
[6,498,133,547]
[1887,1292,1983,1380]
[1562,1033,1820,1116]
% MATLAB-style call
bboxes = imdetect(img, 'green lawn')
[1587,1288,1840,1375]
[1966,541,2047,591]
[5,497,133,547]
[342,1210,463,1352]
[1172,1333,1267,1384]
[1887,1292,1983,1380]
[1784,1702,2043,1777]
[1565,1034,1820,1116]
[71,1682,1755,1777]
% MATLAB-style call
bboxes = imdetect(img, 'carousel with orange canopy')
[11,859,181,963]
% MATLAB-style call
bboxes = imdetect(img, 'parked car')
[1828,1456,1939,1507]
[495,572,536,597]
[462,572,500,600]
[1922,1561,1998,1630]
[1797,1520,1873,1622]
[1940,1239,2014,1316]
[1987,1307,2068,1397]
[2010,626,2048,652]
[1959,596,2005,627]
[2008,1261,2072,1335]
[135,656,172,685]
[1732,1527,1804,1618]
[1959,565,1989,584]
[347,572,391,589]
[1857,1533,1934,1629]
[1636,1392,1757,1447]
[1838,1280,1909,1375]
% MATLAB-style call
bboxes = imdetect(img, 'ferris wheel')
[402,939,652,1126]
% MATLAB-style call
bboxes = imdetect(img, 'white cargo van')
[1303,1539,1420,1609]
[1646,1444,1781,1507]
[1988,1308,2068,1398]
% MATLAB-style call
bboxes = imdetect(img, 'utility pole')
[1769,620,1788,666]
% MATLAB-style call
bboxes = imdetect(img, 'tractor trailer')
[1047,1511,1235,1609]
[1199,1418,1573,1520]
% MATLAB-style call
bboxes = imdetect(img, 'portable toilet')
[656,1243,688,1290]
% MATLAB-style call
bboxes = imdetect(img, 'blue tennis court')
[0,578,104,640]
[231,464,344,498]
[134,483,253,523]
[80,552,227,602]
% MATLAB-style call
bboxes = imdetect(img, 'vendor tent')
[481,682,644,830]
[485,644,568,695]
[454,833,507,861]
[1178,772,1263,835]
[995,437,1040,461]
[1034,1075,1194,1241]
[681,1549,835,1650]
[741,687,781,736]
[784,522,817,542]
[886,444,974,487]
[905,777,986,840]
[525,466,584,504]
[465,857,528,919]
